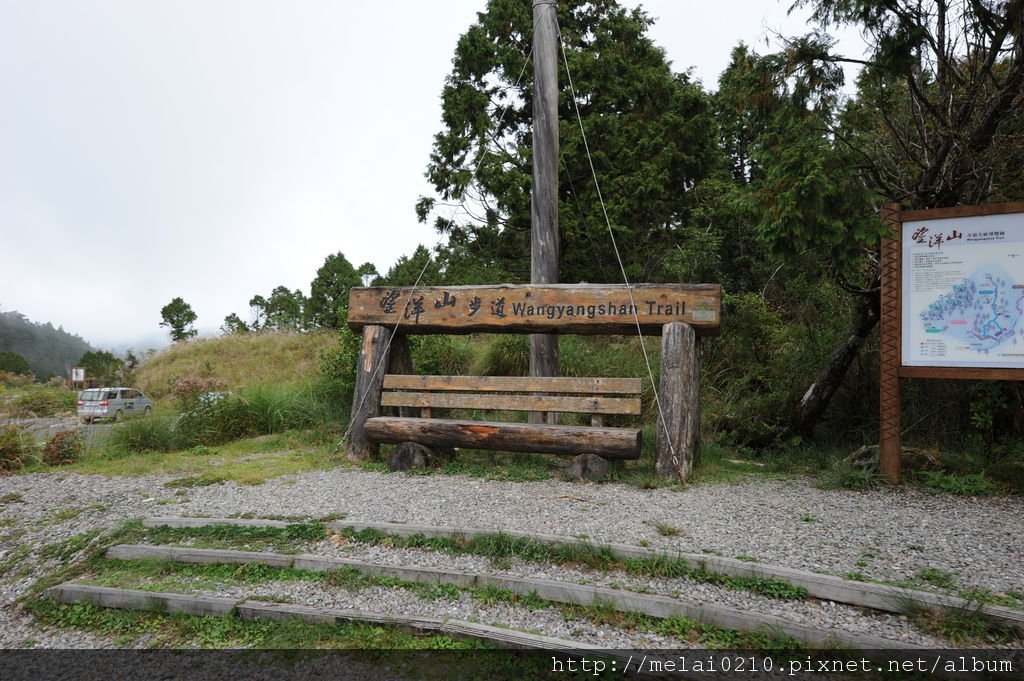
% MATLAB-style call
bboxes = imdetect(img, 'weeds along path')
[0,465,1021,649]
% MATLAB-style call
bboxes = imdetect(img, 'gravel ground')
[0,466,1021,649]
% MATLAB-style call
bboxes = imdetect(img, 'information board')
[902,212,1024,368]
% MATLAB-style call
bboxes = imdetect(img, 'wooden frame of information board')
[879,201,1024,483]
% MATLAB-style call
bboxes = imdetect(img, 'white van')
[77,387,152,424]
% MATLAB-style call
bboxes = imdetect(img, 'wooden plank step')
[383,375,642,395]
[44,583,609,655]
[105,543,920,649]
[142,517,1024,633]
[328,521,1024,632]
[235,601,599,652]
[363,417,642,459]
[380,391,641,415]
[46,583,237,616]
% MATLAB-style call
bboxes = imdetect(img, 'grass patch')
[82,559,464,607]
[25,598,483,652]
[133,331,338,399]
[0,425,37,473]
[40,507,84,525]
[2,386,77,418]
[145,523,327,552]
[561,601,805,649]
[470,585,549,610]
[918,471,1002,497]
[72,434,340,485]
[38,530,106,563]
[0,492,24,505]
[894,592,1021,645]
[12,520,149,601]
[652,522,680,537]
[817,462,885,491]
[0,544,32,577]
[83,559,324,592]
[100,380,349,455]
[913,568,956,591]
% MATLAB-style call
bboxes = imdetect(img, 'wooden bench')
[345,284,721,481]
[364,375,643,459]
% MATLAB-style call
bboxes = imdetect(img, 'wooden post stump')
[346,324,392,462]
[655,321,699,483]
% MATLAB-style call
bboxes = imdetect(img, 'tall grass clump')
[475,335,529,376]
[4,387,77,418]
[111,380,351,454]
[108,415,185,454]
[0,425,37,472]
[411,336,474,375]
[229,383,319,435]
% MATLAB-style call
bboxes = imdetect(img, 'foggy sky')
[0,0,863,350]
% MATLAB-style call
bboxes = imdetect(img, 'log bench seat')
[363,375,643,460]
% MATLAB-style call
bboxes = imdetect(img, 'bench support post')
[656,321,700,483]
[346,324,393,462]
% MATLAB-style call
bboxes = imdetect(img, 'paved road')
[1,416,112,444]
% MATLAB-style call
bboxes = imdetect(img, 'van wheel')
[113,410,124,422]
[143,406,152,416]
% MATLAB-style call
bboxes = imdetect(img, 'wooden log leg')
[655,322,700,483]
[345,325,392,462]
[386,335,415,417]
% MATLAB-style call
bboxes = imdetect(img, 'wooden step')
[107,543,920,649]
[143,516,1024,633]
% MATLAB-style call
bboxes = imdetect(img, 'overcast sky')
[0,0,864,351]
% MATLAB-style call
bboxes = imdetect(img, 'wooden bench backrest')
[381,375,642,416]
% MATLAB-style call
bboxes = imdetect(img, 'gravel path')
[1,467,1021,648]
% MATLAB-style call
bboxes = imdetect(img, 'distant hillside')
[133,330,337,397]
[0,310,94,378]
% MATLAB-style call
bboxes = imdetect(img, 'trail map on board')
[902,212,1024,368]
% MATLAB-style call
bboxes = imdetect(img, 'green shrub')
[42,430,83,466]
[7,388,76,418]
[318,318,361,394]
[172,380,349,447]
[175,393,239,445]
[919,471,1001,497]
[475,335,529,376]
[108,415,185,453]
[232,383,315,435]
[0,371,34,388]
[169,374,228,412]
[0,425,35,472]
[412,335,473,375]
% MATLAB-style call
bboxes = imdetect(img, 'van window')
[81,389,103,401]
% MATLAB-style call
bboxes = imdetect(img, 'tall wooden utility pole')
[530,0,560,423]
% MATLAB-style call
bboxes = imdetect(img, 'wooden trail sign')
[347,284,721,336]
